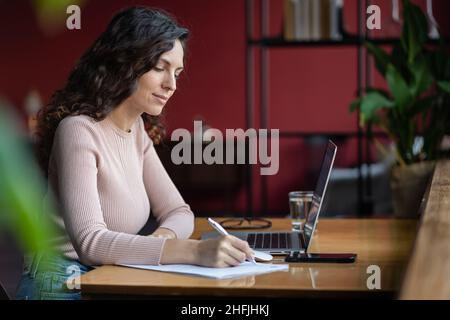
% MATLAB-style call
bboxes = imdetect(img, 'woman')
[16,6,253,300]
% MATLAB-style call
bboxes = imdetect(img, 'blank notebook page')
[117,262,289,279]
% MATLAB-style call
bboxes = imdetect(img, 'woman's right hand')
[195,235,254,268]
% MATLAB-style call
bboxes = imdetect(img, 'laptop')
[201,140,337,255]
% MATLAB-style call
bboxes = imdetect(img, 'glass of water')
[288,191,313,232]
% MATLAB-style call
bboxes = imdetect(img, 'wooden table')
[80,218,417,299]
[400,160,450,299]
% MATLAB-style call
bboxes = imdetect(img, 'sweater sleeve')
[142,125,195,240]
[53,118,167,266]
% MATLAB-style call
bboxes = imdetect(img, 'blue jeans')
[15,253,93,300]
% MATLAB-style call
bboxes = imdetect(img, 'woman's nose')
[163,74,176,91]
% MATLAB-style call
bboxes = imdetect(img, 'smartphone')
[285,252,357,263]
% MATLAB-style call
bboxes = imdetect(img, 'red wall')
[1,0,449,216]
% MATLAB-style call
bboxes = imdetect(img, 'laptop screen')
[303,140,337,249]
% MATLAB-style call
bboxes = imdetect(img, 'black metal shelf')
[243,0,439,218]
[249,35,450,48]
[278,131,388,138]
[249,35,359,47]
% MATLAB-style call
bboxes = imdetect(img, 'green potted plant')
[350,0,450,217]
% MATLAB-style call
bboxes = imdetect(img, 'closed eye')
[153,66,182,79]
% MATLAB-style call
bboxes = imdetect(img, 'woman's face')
[129,39,184,116]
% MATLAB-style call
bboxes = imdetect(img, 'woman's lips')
[153,94,168,104]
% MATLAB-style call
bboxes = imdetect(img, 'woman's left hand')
[150,227,177,239]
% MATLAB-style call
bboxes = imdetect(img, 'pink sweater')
[44,115,194,266]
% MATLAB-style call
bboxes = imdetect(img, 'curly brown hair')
[35,6,189,175]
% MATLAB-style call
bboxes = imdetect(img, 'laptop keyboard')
[247,233,292,249]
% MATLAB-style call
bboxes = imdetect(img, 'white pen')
[207,218,257,264]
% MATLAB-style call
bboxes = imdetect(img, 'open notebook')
[117,262,289,280]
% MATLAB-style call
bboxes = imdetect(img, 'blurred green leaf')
[0,107,57,257]
[409,56,433,97]
[349,98,361,113]
[391,43,413,83]
[33,0,85,14]
[386,63,412,109]
[359,90,395,124]
[365,41,390,76]
[437,81,450,93]
[401,0,428,64]
[32,0,87,34]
